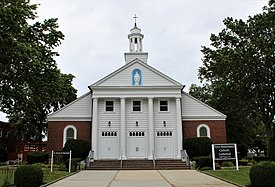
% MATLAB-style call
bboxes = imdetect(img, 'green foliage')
[253,156,270,162]
[0,146,8,162]
[193,156,212,169]
[14,165,43,187]
[267,136,275,161]
[221,161,234,167]
[65,158,81,172]
[249,161,275,187]
[201,166,212,171]
[62,139,90,160]
[0,0,77,141]
[184,137,212,158]
[239,159,249,166]
[191,1,274,156]
[27,151,49,164]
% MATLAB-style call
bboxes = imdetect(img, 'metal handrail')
[86,150,94,167]
[152,150,155,168]
[181,149,190,166]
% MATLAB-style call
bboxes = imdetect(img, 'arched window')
[63,125,77,146]
[197,124,210,138]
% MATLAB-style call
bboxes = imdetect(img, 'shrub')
[253,156,269,162]
[14,165,43,187]
[249,161,275,187]
[201,166,212,171]
[184,137,212,158]
[62,139,90,160]
[268,136,275,161]
[221,161,234,167]
[193,156,212,169]
[0,146,8,162]
[215,163,222,169]
[27,151,49,164]
[239,159,249,166]
[65,158,82,172]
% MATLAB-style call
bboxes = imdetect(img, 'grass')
[203,166,251,186]
[0,166,72,186]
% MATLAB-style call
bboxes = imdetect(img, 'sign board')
[53,151,70,155]
[212,144,239,170]
[214,144,236,160]
[50,150,72,173]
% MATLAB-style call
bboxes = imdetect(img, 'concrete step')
[86,159,191,170]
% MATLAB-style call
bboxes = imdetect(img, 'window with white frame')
[197,124,210,138]
[0,130,2,138]
[133,100,141,111]
[63,125,77,146]
[105,100,114,112]
[159,100,168,111]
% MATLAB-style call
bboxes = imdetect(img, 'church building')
[47,22,227,160]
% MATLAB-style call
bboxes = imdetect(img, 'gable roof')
[181,91,226,120]
[47,92,92,121]
[90,58,182,87]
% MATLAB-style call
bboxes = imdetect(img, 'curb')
[200,170,244,187]
[41,171,79,187]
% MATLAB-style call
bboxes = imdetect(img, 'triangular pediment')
[90,59,182,87]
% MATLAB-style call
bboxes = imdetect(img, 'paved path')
[48,170,236,187]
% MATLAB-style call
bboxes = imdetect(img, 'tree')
[191,1,274,155]
[0,0,77,141]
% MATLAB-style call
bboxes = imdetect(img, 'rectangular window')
[133,101,141,111]
[0,130,2,138]
[106,101,114,111]
[160,100,168,111]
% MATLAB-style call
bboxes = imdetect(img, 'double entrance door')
[128,131,146,159]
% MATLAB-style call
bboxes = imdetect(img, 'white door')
[100,131,118,159]
[156,131,174,158]
[128,131,146,158]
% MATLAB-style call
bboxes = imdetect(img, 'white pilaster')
[92,97,98,159]
[148,97,154,160]
[176,97,183,159]
[120,97,126,159]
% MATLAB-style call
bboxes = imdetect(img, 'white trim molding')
[197,124,211,138]
[63,125,77,147]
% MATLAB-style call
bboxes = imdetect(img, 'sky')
[0,0,268,122]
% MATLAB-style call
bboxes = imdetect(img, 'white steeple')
[124,15,148,64]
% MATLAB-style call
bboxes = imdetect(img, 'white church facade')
[47,23,227,160]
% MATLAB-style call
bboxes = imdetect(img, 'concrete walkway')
[48,170,236,187]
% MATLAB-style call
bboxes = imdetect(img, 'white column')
[148,97,154,160]
[137,37,141,52]
[120,97,126,159]
[176,97,183,159]
[92,97,98,159]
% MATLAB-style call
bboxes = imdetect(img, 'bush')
[201,166,212,171]
[239,159,249,166]
[62,139,90,160]
[193,156,212,169]
[27,151,49,164]
[249,161,275,187]
[184,137,212,158]
[0,146,8,162]
[253,156,269,162]
[65,158,82,172]
[14,165,43,187]
[268,136,275,161]
[221,161,234,167]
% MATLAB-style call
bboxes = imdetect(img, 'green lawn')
[0,166,72,186]
[203,166,251,186]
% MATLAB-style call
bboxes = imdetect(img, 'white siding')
[154,98,177,129]
[181,93,226,119]
[48,93,92,120]
[126,98,148,129]
[98,98,121,129]
[98,63,176,86]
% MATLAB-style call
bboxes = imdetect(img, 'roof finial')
[133,14,138,27]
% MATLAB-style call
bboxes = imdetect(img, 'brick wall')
[47,121,91,152]
[182,120,226,144]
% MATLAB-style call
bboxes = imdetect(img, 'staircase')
[86,159,190,170]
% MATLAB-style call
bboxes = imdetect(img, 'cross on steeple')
[133,14,138,26]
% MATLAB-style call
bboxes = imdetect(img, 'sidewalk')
[48,170,236,187]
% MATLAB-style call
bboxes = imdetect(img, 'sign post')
[212,144,239,171]
[50,150,72,173]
